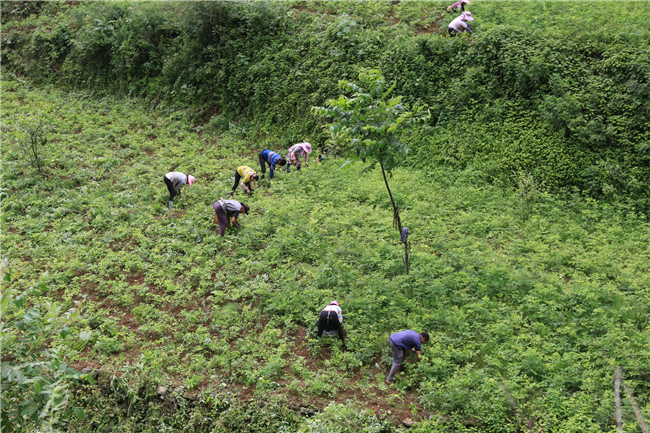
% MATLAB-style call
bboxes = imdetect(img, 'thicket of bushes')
[3,1,649,208]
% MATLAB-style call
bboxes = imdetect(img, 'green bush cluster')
[2,1,649,208]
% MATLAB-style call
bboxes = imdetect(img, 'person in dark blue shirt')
[386,330,429,384]
[258,149,286,180]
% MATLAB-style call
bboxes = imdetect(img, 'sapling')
[15,112,52,174]
[313,69,428,274]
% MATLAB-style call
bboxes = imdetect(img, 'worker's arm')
[231,216,240,227]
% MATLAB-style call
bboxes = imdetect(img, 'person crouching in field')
[448,11,474,37]
[213,198,250,236]
[286,142,312,173]
[164,172,195,209]
[447,0,470,14]
[230,166,259,196]
[316,301,345,342]
[386,330,429,384]
[318,148,329,163]
[258,149,286,179]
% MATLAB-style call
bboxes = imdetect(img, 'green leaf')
[73,407,85,420]
[20,405,37,417]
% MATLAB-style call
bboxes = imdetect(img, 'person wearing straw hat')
[447,0,470,14]
[286,142,312,173]
[213,197,250,236]
[164,171,195,209]
[230,165,260,196]
[316,301,345,342]
[448,11,474,37]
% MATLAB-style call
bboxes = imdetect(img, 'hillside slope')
[2,79,649,432]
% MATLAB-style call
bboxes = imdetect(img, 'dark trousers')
[213,202,229,236]
[164,176,177,202]
[259,151,268,176]
[231,171,242,194]
[316,310,344,342]
[448,27,459,37]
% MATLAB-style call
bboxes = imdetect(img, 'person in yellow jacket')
[230,165,260,196]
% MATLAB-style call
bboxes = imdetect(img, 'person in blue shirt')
[386,330,429,384]
[258,149,286,180]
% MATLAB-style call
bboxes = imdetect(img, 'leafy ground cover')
[2,78,650,431]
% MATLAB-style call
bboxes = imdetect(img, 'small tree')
[15,112,52,174]
[313,69,428,274]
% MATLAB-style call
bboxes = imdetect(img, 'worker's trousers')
[387,338,406,382]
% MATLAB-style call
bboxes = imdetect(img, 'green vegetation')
[1,265,91,432]
[2,1,649,208]
[2,76,649,431]
[1,1,650,432]
[314,69,429,274]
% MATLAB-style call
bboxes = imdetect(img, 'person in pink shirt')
[286,142,312,173]
[447,0,470,14]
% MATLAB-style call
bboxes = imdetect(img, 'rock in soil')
[403,418,416,427]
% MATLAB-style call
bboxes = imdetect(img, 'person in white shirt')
[164,172,195,209]
[448,11,474,37]
[316,301,345,342]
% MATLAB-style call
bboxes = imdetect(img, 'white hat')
[461,11,474,21]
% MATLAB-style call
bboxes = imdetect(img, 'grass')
[2,75,650,431]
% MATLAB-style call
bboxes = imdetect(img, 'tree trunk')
[615,366,623,433]
[379,158,408,274]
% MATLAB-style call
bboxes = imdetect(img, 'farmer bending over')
[258,149,286,179]
[447,0,470,13]
[386,330,429,384]
[317,148,329,163]
[286,142,312,173]
[448,11,474,37]
[230,166,259,196]
[316,301,345,342]
[213,198,250,236]
[164,171,195,209]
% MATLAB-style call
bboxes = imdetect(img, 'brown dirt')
[71,277,432,425]
[415,21,442,35]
